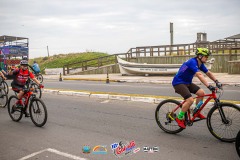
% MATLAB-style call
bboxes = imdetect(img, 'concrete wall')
[74,64,119,75]
[228,60,240,74]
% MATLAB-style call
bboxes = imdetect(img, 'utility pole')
[170,22,173,45]
[47,46,49,57]
[170,22,173,55]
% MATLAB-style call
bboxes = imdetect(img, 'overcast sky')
[1,0,240,58]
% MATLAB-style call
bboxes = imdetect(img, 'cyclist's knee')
[196,88,205,96]
[186,97,194,105]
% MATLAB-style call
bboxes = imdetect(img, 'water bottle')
[193,100,203,114]
[22,97,25,106]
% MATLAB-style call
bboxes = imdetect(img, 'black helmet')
[20,60,28,65]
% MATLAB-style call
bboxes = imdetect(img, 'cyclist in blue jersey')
[32,61,40,74]
[172,48,222,129]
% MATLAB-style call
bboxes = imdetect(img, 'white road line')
[47,148,87,160]
[18,148,87,160]
[101,100,110,103]
[18,149,47,160]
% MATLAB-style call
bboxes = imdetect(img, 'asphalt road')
[43,80,240,102]
[0,93,238,160]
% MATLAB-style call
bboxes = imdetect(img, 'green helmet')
[195,48,211,56]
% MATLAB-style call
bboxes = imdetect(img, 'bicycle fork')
[214,101,229,124]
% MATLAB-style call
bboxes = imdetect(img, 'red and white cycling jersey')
[13,68,34,86]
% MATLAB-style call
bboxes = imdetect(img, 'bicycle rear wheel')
[36,74,43,83]
[207,102,240,142]
[29,98,47,127]
[0,87,8,108]
[155,99,184,134]
[8,95,23,122]
[31,83,42,98]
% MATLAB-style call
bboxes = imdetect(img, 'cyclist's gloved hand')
[207,85,215,91]
[39,84,44,88]
[215,80,222,89]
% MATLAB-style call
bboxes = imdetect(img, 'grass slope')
[29,52,109,72]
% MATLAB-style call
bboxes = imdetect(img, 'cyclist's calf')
[182,97,194,112]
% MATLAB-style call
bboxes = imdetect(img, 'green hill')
[29,52,109,73]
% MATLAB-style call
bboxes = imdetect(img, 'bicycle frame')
[13,87,35,111]
[22,89,34,108]
[172,89,220,124]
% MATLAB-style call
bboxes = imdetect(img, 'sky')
[1,0,240,58]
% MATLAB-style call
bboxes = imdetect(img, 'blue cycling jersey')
[32,63,40,73]
[172,57,208,86]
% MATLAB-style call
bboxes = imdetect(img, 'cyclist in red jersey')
[8,60,44,116]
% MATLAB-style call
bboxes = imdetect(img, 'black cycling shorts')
[11,81,24,92]
[173,83,200,100]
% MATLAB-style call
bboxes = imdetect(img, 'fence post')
[63,66,65,75]
[67,66,69,74]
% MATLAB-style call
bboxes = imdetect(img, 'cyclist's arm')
[0,71,6,80]
[32,77,41,85]
[1,70,7,75]
[205,71,217,82]
[195,71,209,87]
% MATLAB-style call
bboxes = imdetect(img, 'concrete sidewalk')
[44,73,240,86]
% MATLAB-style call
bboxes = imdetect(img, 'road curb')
[43,89,240,107]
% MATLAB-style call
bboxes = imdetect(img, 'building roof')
[224,34,240,40]
[0,35,28,43]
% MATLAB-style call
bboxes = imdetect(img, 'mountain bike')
[236,130,240,157]
[0,87,8,108]
[14,79,42,98]
[155,86,240,142]
[8,78,47,127]
[0,77,9,94]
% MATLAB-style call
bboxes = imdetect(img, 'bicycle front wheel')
[29,98,47,127]
[8,95,23,122]
[0,87,8,108]
[155,99,184,134]
[207,102,240,142]
[236,130,240,157]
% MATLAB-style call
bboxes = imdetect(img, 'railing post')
[67,66,69,74]
[63,66,65,75]
[85,62,87,70]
